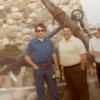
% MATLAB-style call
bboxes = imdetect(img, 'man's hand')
[55,70,60,78]
[80,53,87,71]
[32,65,39,70]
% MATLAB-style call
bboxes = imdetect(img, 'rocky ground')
[0,65,100,100]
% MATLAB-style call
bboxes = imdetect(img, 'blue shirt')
[25,37,55,63]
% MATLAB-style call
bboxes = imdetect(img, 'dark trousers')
[96,63,100,84]
[63,64,89,100]
[33,66,59,100]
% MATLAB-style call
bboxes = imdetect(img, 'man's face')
[63,27,72,40]
[35,26,45,38]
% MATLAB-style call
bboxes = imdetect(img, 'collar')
[35,37,48,43]
[62,35,74,42]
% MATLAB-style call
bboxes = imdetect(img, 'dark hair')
[63,25,68,28]
[63,25,73,31]
[35,22,46,32]
[63,25,71,29]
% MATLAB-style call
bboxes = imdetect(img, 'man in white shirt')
[58,26,89,100]
[89,29,100,85]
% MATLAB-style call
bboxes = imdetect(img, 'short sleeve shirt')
[25,37,55,63]
[89,37,100,63]
[58,36,86,66]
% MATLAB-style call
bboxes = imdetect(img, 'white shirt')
[89,37,100,63]
[58,36,86,67]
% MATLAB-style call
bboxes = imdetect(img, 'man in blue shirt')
[25,22,60,100]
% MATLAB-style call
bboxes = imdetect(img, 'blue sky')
[80,0,100,27]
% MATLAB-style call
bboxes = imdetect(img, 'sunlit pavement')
[0,78,100,100]
[56,76,100,100]
[0,66,100,100]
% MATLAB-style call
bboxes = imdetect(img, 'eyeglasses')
[36,30,44,32]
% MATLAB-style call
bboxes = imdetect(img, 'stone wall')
[0,0,88,50]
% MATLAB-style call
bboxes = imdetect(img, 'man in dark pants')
[58,26,89,100]
[25,22,60,100]
[89,29,100,86]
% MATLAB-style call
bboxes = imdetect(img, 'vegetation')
[0,44,22,58]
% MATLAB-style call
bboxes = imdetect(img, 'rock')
[2,75,13,88]
[0,10,6,18]
[51,0,60,5]
[2,37,10,46]
[61,0,70,4]
[0,93,13,100]
[16,32,23,39]
[0,39,4,49]
[7,18,15,25]
[26,91,38,100]
[28,3,37,9]
[2,24,8,29]
[4,6,11,14]
[23,35,32,41]
[26,18,33,24]
[11,7,19,12]
[22,28,32,34]
[29,12,38,18]
[13,89,26,100]
[11,12,23,19]
[70,0,78,5]
[0,5,5,10]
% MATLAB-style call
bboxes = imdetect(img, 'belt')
[64,63,80,68]
[96,62,100,64]
[36,63,50,67]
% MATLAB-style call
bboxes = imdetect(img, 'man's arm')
[89,39,100,56]
[25,55,38,70]
[80,53,87,70]
[52,53,60,70]
[52,53,61,78]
